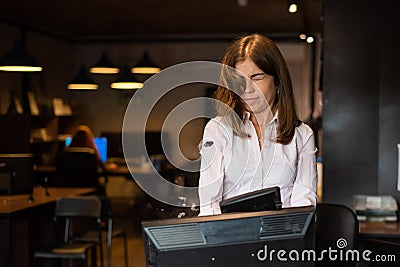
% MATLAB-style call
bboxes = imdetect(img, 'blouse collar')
[244,110,278,126]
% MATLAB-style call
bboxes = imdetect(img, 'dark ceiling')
[0,0,322,42]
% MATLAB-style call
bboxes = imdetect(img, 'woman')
[69,125,105,170]
[198,34,317,216]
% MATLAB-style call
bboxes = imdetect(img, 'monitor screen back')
[0,154,33,195]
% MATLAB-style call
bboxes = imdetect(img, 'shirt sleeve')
[198,119,229,216]
[290,125,318,207]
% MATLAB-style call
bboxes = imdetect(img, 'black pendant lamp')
[111,66,143,89]
[0,37,42,72]
[89,52,120,74]
[67,66,98,90]
[131,51,160,74]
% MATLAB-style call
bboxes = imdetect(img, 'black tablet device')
[220,186,282,213]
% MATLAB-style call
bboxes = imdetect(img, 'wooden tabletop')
[34,163,156,176]
[359,221,400,238]
[35,164,133,175]
[0,186,95,216]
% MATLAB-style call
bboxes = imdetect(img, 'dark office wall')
[323,0,400,207]
[378,1,400,200]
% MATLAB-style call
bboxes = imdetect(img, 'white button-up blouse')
[198,112,317,216]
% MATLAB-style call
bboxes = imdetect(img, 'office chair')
[74,197,129,267]
[55,147,105,193]
[364,238,400,267]
[33,196,104,267]
[315,203,359,267]
[56,147,127,266]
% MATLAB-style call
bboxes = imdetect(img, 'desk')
[34,164,132,177]
[359,221,400,239]
[0,186,95,267]
[34,163,169,182]
[0,186,95,215]
[358,222,400,267]
[33,164,175,186]
[33,164,132,188]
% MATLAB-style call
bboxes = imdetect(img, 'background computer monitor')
[220,186,282,213]
[101,131,167,159]
[142,206,315,267]
[0,115,31,154]
[0,154,34,195]
[65,137,107,163]
[101,132,122,158]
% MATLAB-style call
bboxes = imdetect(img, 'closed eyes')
[250,72,266,81]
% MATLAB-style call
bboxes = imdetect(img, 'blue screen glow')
[65,137,107,163]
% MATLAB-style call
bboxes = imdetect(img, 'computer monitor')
[0,154,34,195]
[101,131,168,159]
[65,137,108,163]
[220,186,282,213]
[0,115,31,154]
[144,131,165,157]
[101,132,123,158]
[142,206,315,267]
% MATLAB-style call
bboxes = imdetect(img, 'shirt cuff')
[198,204,222,216]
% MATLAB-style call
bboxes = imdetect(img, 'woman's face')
[235,57,277,114]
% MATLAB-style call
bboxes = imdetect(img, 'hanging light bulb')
[67,66,98,90]
[0,37,42,72]
[111,66,143,89]
[131,51,160,74]
[89,51,120,74]
[288,0,298,13]
[306,36,314,43]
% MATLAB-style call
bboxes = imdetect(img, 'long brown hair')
[70,125,96,148]
[69,125,102,163]
[215,34,300,144]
